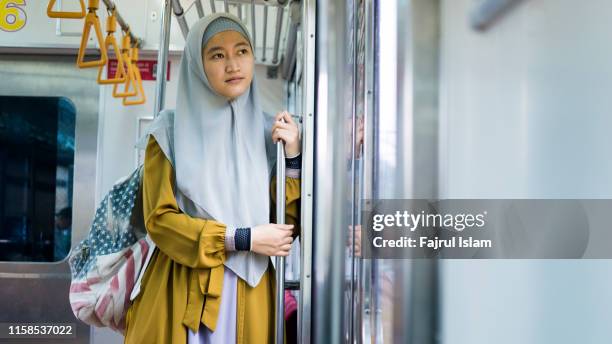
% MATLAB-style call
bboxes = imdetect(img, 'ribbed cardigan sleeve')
[142,135,227,268]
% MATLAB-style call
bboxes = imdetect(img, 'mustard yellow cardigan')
[124,136,301,344]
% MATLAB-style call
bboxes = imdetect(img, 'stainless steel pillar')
[298,0,316,342]
[371,0,441,343]
[154,0,172,117]
[274,140,286,344]
[312,0,351,342]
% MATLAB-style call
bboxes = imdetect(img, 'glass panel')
[0,96,76,262]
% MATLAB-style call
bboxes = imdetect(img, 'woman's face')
[202,30,254,101]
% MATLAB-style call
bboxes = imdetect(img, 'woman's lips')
[225,77,244,84]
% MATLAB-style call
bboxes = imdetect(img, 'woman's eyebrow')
[206,46,224,54]
[205,42,249,54]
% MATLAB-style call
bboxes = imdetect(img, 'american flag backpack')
[68,165,156,334]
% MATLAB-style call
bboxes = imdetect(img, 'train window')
[0,96,76,262]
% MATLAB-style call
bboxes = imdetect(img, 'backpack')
[67,165,156,334]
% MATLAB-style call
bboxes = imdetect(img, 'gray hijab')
[136,13,277,287]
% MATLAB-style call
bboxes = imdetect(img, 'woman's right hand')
[251,224,294,256]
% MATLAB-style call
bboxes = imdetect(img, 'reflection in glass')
[0,96,76,262]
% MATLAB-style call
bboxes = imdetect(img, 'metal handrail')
[469,0,523,31]
[46,0,145,104]
[153,0,172,117]
[100,0,142,47]
[169,0,288,66]
[47,0,86,19]
[262,6,268,61]
[298,1,316,342]
[171,0,190,39]
[47,0,143,48]
[272,6,283,64]
[97,13,127,84]
[250,1,256,49]
[227,0,287,5]
[76,0,107,68]
[195,0,204,18]
[275,136,287,344]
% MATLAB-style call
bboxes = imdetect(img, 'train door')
[308,0,428,341]
[0,55,98,343]
[319,0,612,343]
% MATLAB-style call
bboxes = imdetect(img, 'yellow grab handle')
[112,33,138,97]
[97,15,126,84]
[97,36,126,84]
[113,56,138,97]
[77,2,107,69]
[123,60,146,106]
[130,46,139,63]
[105,13,117,34]
[47,0,86,19]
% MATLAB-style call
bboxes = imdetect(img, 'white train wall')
[438,1,612,343]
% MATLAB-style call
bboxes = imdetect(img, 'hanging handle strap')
[47,0,86,19]
[113,33,139,98]
[123,46,147,106]
[76,0,107,69]
[97,12,127,85]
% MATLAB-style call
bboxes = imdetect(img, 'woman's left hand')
[271,111,301,157]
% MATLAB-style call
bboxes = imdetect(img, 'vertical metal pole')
[348,0,358,341]
[275,137,286,344]
[195,0,204,18]
[210,0,216,13]
[400,0,440,342]
[262,6,268,62]
[469,0,522,30]
[154,0,172,117]
[298,0,316,342]
[272,6,284,64]
[224,0,229,12]
[313,0,349,343]
[171,0,190,39]
[359,0,375,342]
[251,1,257,59]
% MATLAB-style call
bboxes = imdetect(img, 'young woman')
[124,13,301,344]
